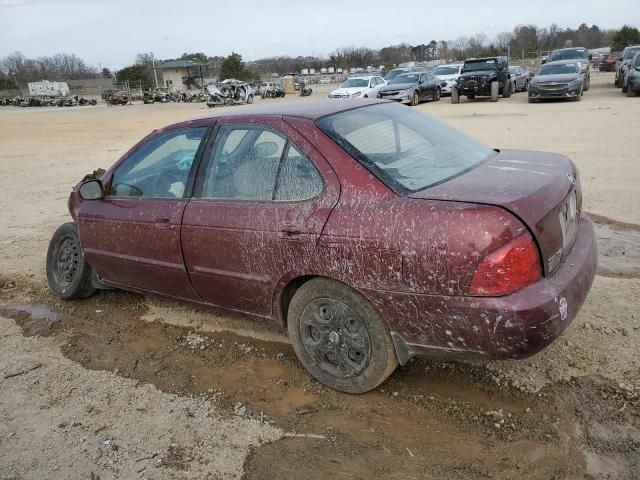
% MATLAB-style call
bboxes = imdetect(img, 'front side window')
[199,126,323,202]
[317,103,493,194]
[109,127,206,198]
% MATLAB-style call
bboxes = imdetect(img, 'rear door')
[181,117,340,318]
[78,125,208,300]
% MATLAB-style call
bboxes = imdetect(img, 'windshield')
[623,47,640,60]
[538,63,580,75]
[341,78,369,88]
[433,65,459,76]
[549,49,588,61]
[463,60,496,72]
[390,73,420,84]
[316,103,493,194]
[384,69,407,81]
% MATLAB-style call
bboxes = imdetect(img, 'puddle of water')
[0,303,59,322]
[594,221,640,278]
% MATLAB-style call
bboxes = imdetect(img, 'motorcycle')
[300,84,312,96]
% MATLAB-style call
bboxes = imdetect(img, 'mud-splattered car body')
[66,99,597,365]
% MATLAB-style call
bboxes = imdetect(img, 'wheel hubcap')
[55,237,80,285]
[300,298,371,378]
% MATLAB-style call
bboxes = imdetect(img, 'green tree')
[220,52,251,81]
[611,25,640,51]
[116,64,152,87]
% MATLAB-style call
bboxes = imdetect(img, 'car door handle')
[155,217,171,224]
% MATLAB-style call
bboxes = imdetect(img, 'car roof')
[551,47,587,52]
[347,75,378,79]
[436,63,462,67]
[188,98,389,123]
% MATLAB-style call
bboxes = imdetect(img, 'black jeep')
[452,57,511,103]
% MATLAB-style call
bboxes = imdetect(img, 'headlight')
[351,91,362,98]
[327,94,333,98]
[569,79,582,86]
[529,81,538,88]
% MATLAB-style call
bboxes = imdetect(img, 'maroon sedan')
[46,100,597,393]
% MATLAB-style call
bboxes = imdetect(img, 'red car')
[599,52,619,72]
[46,100,597,393]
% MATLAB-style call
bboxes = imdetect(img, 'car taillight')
[469,232,542,296]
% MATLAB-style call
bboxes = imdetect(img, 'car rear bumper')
[365,215,597,361]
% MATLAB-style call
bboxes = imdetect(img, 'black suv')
[452,57,511,103]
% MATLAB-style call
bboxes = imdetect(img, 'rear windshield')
[463,60,496,72]
[539,63,580,75]
[316,103,493,194]
[549,49,588,61]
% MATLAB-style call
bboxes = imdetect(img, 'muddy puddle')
[593,216,640,279]
[1,288,639,480]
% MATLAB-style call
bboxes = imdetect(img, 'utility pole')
[151,52,159,89]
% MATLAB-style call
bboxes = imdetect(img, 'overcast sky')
[1,0,638,69]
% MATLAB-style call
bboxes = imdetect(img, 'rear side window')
[275,145,323,201]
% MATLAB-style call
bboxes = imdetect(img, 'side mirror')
[79,179,104,200]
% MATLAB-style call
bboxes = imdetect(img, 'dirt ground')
[1,72,639,479]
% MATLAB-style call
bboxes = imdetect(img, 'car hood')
[434,74,459,81]
[409,149,580,275]
[534,73,581,83]
[380,82,417,91]
[331,87,366,95]
[459,70,495,77]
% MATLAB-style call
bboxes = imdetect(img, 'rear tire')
[451,87,459,104]
[627,82,636,97]
[490,81,499,102]
[287,278,398,394]
[46,222,96,299]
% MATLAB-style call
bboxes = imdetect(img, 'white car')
[328,75,386,98]
[432,63,463,96]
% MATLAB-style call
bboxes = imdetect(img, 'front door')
[77,126,208,300]
[181,118,339,318]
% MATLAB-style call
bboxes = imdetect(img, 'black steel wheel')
[287,278,397,393]
[46,222,96,299]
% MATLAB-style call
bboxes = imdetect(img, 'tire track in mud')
[590,213,640,279]
[1,284,639,480]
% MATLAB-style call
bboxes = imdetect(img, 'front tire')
[502,80,511,98]
[627,81,636,97]
[490,81,499,102]
[410,91,419,106]
[451,86,459,104]
[46,222,96,299]
[287,278,398,394]
[433,88,441,101]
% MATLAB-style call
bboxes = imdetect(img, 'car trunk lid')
[409,149,582,276]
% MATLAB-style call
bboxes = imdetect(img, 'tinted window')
[317,103,493,194]
[274,145,323,201]
[462,60,497,72]
[110,127,206,198]
[549,49,588,61]
[539,63,580,75]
